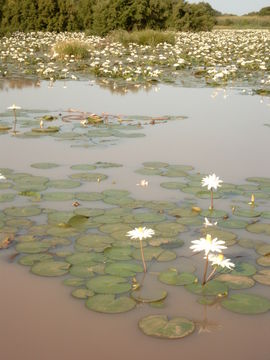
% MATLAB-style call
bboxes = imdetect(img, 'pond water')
[0,79,270,360]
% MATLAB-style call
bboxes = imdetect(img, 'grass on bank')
[53,40,90,59]
[215,15,270,29]
[107,29,176,46]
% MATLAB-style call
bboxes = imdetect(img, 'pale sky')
[188,0,270,15]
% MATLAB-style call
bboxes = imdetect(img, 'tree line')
[0,0,219,35]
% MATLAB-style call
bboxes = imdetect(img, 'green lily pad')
[19,253,53,266]
[144,201,176,211]
[48,180,81,189]
[234,208,261,218]
[4,206,41,217]
[103,196,135,206]
[31,163,59,169]
[138,315,195,339]
[74,192,104,201]
[177,217,202,226]
[70,172,108,182]
[76,234,112,251]
[41,237,71,247]
[74,208,104,217]
[70,164,97,171]
[135,168,162,176]
[133,212,165,223]
[200,210,227,219]
[0,182,12,189]
[256,244,270,256]
[160,182,186,190]
[168,207,199,217]
[46,226,79,237]
[5,218,33,228]
[16,242,49,254]
[86,275,131,294]
[257,256,270,267]
[185,280,228,296]
[159,269,197,286]
[43,192,74,201]
[132,247,163,261]
[94,162,122,168]
[246,177,270,185]
[216,274,255,289]
[32,127,60,133]
[104,246,133,261]
[154,222,187,236]
[48,210,74,225]
[69,263,105,278]
[218,219,248,229]
[66,252,105,265]
[67,215,89,229]
[0,193,16,202]
[221,293,270,314]
[63,278,86,287]
[86,294,136,313]
[72,288,95,299]
[142,162,169,169]
[253,269,270,286]
[31,260,70,276]
[246,223,270,235]
[131,288,167,303]
[105,262,143,277]
[157,250,177,262]
[231,262,257,276]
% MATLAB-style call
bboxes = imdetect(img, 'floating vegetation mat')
[1,162,270,340]
[0,108,187,148]
[0,31,269,91]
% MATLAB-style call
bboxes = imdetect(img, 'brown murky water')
[0,80,270,360]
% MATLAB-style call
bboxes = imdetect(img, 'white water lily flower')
[126,227,155,241]
[0,173,6,180]
[7,104,21,110]
[204,217,217,227]
[201,173,223,190]
[136,179,148,187]
[190,234,226,256]
[208,253,235,270]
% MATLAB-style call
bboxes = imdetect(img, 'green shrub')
[108,29,176,46]
[53,40,89,59]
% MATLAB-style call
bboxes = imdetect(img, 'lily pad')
[138,315,195,339]
[63,278,86,287]
[70,172,108,182]
[0,193,16,202]
[86,275,131,294]
[72,288,95,299]
[31,163,59,169]
[160,182,186,190]
[133,212,166,223]
[185,280,228,296]
[69,263,105,278]
[221,293,270,314]
[154,222,187,236]
[215,274,255,289]
[94,162,122,168]
[66,252,105,265]
[31,260,70,276]
[231,262,257,276]
[74,208,104,217]
[253,269,270,286]
[70,164,97,171]
[105,262,143,277]
[43,192,74,201]
[104,247,133,261]
[135,168,162,176]
[200,210,227,219]
[246,223,270,235]
[86,294,136,313]
[48,180,81,189]
[4,206,41,217]
[16,242,49,254]
[131,288,168,303]
[159,269,197,286]
[201,228,237,246]
[234,208,261,218]
[76,234,112,251]
[257,256,270,267]
[74,192,104,201]
[19,253,53,266]
[218,219,248,229]
[256,244,270,256]
[142,162,169,169]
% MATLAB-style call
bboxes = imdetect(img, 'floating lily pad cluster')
[1,162,270,340]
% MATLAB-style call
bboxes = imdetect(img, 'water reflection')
[0,78,40,91]
[195,305,222,334]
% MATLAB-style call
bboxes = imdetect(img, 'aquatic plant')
[201,173,223,210]
[126,227,155,273]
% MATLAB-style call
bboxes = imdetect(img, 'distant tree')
[37,0,60,31]
[259,6,270,16]
[76,0,96,30]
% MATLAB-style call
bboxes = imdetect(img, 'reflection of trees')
[95,78,154,95]
[0,78,39,91]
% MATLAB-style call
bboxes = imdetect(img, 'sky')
[188,0,270,15]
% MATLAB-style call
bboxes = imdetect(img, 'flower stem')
[13,109,17,134]
[202,254,209,285]
[206,266,217,283]
[210,189,214,210]
[139,240,147,273]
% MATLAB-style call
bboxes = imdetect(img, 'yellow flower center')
[218,254,224,261]
[138,227,143,233]
[206,234,212,244]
